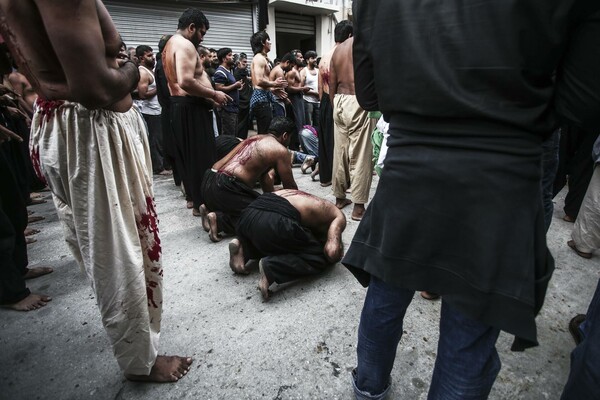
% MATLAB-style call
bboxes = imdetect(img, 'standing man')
[136,45,169,176]
[318,21,353,187]
[163,8,231,215]
[286,58,310,151]
[330,36,375,221]
[234,53,252,139]
[0,0,192,382]
[269,52,294,117]
[345,0,599,398]
[301,50,319,129]
[213,47,242,136]
[249,31,287,135]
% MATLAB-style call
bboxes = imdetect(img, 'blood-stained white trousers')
[31,100,162,375]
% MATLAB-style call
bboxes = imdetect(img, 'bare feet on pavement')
[28,215,45,223]
[335,198,352,210]
[24,227,40,236]
[24,266,54,280]
[125,355,193,383]
[258,260,271,301]
[229,239,249,274]
[199,204,210,232]
[351,204,366,221]
[3,293,52,311]
[207,212,222,242]
[186,201,193,209]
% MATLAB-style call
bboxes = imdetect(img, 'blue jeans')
[561,278,600,399]
[300,128,319,157]
[353,276,501,400]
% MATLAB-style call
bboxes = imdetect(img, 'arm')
[318,67,324,101]
[214,71,242,93]
[329,55,338,103]
[352,0,379,111]
[324,209,346,263]
[276,150,298,190]
[554,9,600,131]
[254,57,286,90]
[259,169,276,192]
[176,44,230,104]
[33,0,139,109]
[137,68,157,99]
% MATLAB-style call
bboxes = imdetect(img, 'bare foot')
[421,291,440,300]
[24,227,40,236]
[207,212,222,242]
[28,197,47,205]
[192,207,200,217]
[3,293,52,311]
[125,355,193,383]
[258,260,271,301]
[186,201,193,209]
[320,181,332,187]
[199,204,210,232]
[28,215,45,223]
[335,198,352,210]
[24,266,54,280]
[26,237,36,245]
[158,170,173,176]
[351,204,366,221]
[229,239,249,274]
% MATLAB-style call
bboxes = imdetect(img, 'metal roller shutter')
[275,11,315,35]
[104,1,254,57]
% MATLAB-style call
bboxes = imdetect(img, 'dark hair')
[197,45,210,57]
[280,53,295,64]
[304,50,317,60]
[334,20,353,42]
[178,8,209,31]
[217,47,231,63]
[135,45,153,58]
[250,31,270,55]
[268,116,296,137]
[158,35,172,53]
[209,48,217,53]
[239,52,247,60]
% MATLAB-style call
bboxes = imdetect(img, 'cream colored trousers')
[572,165,600,253]
[31,101,162,375]
[332,94,376,204]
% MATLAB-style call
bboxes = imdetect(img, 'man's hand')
[301,86,311,94]
[273,77,288,89]
[324,238,344,263]
[0,123,23,144]
[213,90,233,107]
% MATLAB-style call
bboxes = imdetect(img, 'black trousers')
[236,105,250,139]
[201,169,260,234]
[142,113,164,174]
[318,95,334,184]
[237,199,329,284]
[553,125,600,218]
[160,105,180,185]
[0,147,29,304]
[253,102,272,135]
[170,97,216,208]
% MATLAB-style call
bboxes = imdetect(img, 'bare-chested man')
[199,116,298,242]
[330,36,376,221]
[163,8,231,215]
[286,58,311,150]
[0,0,191,382]
[249,31,287,134]
[229,189,346,301]
[318,20,353,187]
[269,52,294,117]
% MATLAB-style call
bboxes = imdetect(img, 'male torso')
[213,135,295,189]
[251,53,272,91]
[162,34,212,97]
[318,45,337,98]
[330,37,355,99]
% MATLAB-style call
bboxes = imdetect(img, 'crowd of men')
[0,0,599,398]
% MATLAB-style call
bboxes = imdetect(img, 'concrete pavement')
[1,167,598,400]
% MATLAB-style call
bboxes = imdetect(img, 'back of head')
[178,8,209,30]
[217,47,232,63]
[268,116,296,137]
[280,52,295,64]
[135,45,152,59]
[158,35,172,53]
[304,50,317,60]
[250,31,269,55]
[197,45,210,58]
[334,20,353,43]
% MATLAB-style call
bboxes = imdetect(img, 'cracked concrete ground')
[1,167,598,400]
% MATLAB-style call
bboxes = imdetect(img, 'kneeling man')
[200,116,298,241]
[229,189,346,300]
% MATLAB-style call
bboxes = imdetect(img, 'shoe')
[301,156,316,174]
[420,291,440,300]
[567,240,592,259]
[568,314,586,345]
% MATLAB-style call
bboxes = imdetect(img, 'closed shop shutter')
[104,1,254,56]
[275,11,315,35]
